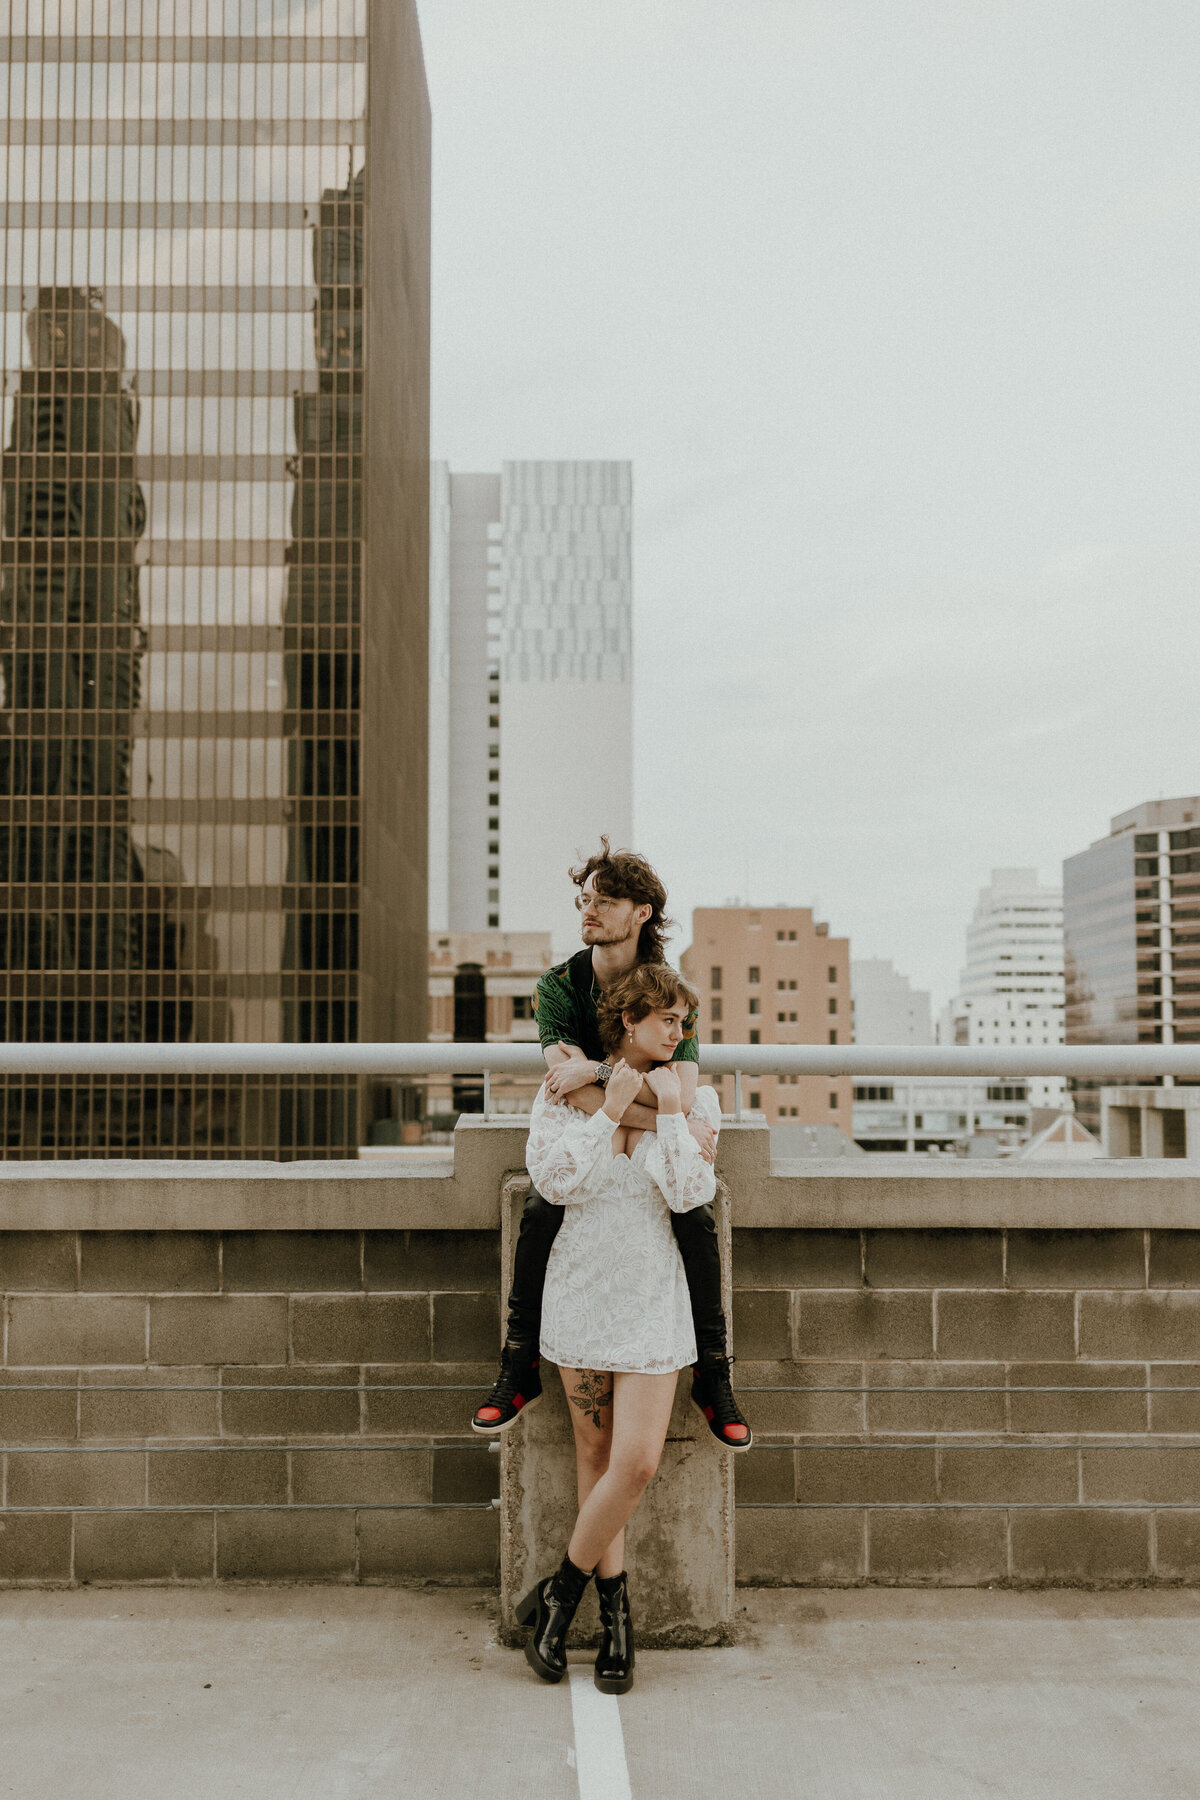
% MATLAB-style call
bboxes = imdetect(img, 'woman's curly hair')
[569,837,675,964]
[596,963,700,1058]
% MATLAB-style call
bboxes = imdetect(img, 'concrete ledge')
[2,1118,1199,1230]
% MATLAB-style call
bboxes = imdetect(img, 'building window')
[748,966,760,984]
[829,1092,839,1109]
[512,996,534,1020]
[488,914,499,928]
[788,931,797,941]
[776,930,785,941]
[828,965,837,982]
[749,1030,760,1045]
[828,1029,837,1044]
[777,979,786,990]
[789,980,797,991]
[828,997,837,1014]
[748,998,760,1015]
[710,1029,723,1043]
[789,1012,797,1023]
[711,966,722,991]
[711,998,723,1022]
[750,1091,761,1109]
[777,1012,786,1023]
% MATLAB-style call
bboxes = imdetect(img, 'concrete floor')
[3,1585,1200,1799]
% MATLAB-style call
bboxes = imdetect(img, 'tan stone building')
[681,907,852,1126]
[427,930,553,1119]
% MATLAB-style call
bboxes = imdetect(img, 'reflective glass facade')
[0,2,430,1157]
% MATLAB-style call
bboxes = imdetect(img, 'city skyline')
[416,0,1200,1005]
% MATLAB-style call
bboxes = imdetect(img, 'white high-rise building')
[942,868,1067,1109]
[851,958,933,1046]
[429,462,633,955]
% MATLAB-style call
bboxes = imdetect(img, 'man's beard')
[583,919,637,947]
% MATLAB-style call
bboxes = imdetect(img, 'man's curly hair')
[569,837,675,963]
[596,964,700,1058]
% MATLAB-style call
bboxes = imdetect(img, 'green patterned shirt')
[533,948,699,1066]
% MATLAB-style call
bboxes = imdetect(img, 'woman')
[515,963,721,1693]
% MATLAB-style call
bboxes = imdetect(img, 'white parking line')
[569,1667,633,1800]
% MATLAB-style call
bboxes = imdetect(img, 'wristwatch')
[594,1061,613,1086]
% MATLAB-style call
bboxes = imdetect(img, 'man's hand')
[544,1047,599,1105]
[687,1116,718,1165]
[645,1066,683,1113]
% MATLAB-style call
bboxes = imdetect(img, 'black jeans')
[505,1188,728,1361]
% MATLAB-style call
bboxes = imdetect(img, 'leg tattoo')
[570,1370,613,1429]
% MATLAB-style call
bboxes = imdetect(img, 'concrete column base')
[497,1172,735,1647]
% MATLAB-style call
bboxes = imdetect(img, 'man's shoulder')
[535,952,587,999]
[533,952,589,1023]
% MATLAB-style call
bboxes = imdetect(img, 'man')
[470,840,752,1451]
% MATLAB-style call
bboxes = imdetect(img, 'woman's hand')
[645,1065,683,1114]
[601,1058,643,1121]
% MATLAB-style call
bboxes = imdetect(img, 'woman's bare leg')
[558,1366,624,1576]
[567,1371,678,1575]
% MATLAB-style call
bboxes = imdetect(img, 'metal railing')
[0,1040,1194,1122]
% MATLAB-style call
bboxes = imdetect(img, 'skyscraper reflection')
[0,5,430,1158]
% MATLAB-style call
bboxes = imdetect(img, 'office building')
[941,868,1067,1109]
[429,461,632,956]
[851,957,932,1046]
[1065,796,1200,1135]
[852,1077,1032,1154]
[0,5,431,1158]
[680,906,852,1125]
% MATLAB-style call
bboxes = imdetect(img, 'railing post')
[482,1070,491,1117]
[734,1069,743,1119]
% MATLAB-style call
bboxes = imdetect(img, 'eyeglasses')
[575,894,620,914]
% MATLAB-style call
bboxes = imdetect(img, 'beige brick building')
[427,930,553,1119]
[681,907,852,1126]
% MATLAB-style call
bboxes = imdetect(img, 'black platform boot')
[594,1571,635,1695]
[515,1554,593,1683]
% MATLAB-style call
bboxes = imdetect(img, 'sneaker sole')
[469,1390,543,1438]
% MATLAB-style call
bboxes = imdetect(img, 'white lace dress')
[526,1085,721,1375]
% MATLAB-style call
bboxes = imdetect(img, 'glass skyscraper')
[0,2,430,1157]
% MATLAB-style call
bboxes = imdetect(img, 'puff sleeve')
[525,1088,616,1205]
[642,1085,720,1214]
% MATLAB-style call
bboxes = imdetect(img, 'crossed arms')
[543,1043,717,1163]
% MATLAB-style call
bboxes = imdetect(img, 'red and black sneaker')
[470,1347,543,1437]
[691,1352,753,1452]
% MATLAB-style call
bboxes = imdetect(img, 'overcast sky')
[414,0,1200,1006]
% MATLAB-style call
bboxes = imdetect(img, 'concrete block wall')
[0,1229,501,1586]
[6,1139,1200,1592]
[733,1226,1200,1586]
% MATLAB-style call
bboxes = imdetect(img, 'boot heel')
[514,1585,539,1628]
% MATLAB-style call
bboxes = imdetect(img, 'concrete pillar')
[497,1171,735,1648]
[1144,1107,1165,1158]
